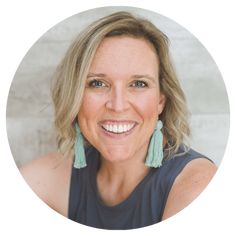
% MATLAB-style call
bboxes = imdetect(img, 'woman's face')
[78,36,165,163]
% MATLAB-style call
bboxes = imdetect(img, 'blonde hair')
[51,11,190,159]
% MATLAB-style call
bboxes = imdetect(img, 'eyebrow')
[87,73,106,78]
[132,74,157,83]
[87,73,157,82]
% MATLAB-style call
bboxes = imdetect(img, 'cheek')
[78,92,106,123]
[133,92,159,119]
[77,92,105,143]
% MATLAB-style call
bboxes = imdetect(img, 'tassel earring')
[145,120,164,168]
[74,123,87,169]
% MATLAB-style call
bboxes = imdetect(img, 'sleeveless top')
[68,145,211,230]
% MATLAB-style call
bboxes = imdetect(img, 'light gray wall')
[6,6,230,167]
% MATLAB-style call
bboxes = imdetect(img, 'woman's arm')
[162,158,217,220]
[20,153,72,216]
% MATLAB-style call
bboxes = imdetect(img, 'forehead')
[89,36,159,75]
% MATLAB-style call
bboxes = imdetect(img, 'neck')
[96,147,151,206]
[99,157,150,181]
[98,142,150,180]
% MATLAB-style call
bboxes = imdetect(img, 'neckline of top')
[89,149,157,211]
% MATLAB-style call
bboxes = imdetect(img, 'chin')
[101,146,133,163]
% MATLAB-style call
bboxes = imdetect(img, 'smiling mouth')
[100,122,136,134]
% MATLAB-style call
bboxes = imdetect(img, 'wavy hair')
[51,11,190,159]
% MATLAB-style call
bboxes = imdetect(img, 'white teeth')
[127,124,132,130]
[109,124,113,131]
[102,123,135,133]
[118,125,123,133]
[113,125,118,133]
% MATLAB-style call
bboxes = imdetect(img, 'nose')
[105,85,130,112]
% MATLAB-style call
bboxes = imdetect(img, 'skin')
[20,36,217,221]
[78,37,165,205]
[78,37,165,163]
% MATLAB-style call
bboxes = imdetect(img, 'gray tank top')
[68,145,210,229]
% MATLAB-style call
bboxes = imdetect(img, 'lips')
[99,120,137,134]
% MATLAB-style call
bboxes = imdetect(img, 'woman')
[20,11,217,229]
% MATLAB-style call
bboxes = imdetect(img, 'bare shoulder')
[20,152,73,216]
[162,157,217,220]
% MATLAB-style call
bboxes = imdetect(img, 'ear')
[157,93,166,115]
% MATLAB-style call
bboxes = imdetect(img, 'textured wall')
[6,6,230,167]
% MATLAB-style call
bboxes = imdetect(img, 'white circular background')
[0,0,235,235]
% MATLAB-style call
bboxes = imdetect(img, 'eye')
[88,79,107,88]
[131,80,148,88]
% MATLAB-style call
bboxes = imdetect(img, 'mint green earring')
[74,123,87,169]
[145,120,164,168]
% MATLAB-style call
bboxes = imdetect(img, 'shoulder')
[162,157,217,220]
[20,152,73,216]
